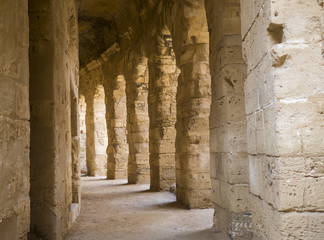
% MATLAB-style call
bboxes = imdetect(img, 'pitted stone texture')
[105,75,128,179]
[241,0,324,239]
[168,0,212,208]
[0,1,30,239]
[29,0,79,238]
[148,26,179,191]
[205,0,251,238]
[125,57,151,184]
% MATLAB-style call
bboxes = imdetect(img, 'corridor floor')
[64,177,229,240]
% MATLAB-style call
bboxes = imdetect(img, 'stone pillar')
[241,0,324,239]
[68,0,81,207]
[171,0,212,208]
[205,0,252,238]
[29,0,78,237]
[148,27,178,191]
[85,89,97,176]
[79,94,87,174]
[126,56,150,184]
[84,85,108,177]
[71,87,80,204]
[93,85,108,176]
[105,75,128,179]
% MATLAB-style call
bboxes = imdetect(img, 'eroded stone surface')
[1,0,323,239]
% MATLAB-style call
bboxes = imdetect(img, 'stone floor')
[64,177,229,240]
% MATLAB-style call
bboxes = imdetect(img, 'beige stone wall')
[29,0,79,238]
[241,0,324,239]
[0,1,30,239]
[205,0,252,238]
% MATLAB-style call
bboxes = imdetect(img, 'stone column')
[241,0,324,239]
[105,75,128,179]
[148,27,178,191]
[93,85,108,176]
[71,88,81,204]
[79,94,87,174]
[29,0,78,237]
[85,89,97,176]
[126,56,150,184]
[171,0,212,208]
[205,0,252,238]
[68,0,81,207]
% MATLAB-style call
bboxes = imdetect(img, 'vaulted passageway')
[0,0,324,239]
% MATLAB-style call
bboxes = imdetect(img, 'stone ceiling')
[78,0,158,67]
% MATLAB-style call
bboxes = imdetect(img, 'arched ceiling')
[78,0,158,67]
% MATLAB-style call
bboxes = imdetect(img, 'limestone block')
[213,64,246,100]
[273,46,324,100]
[276,100,324,156]
[251,194,324,240]
[246,113,257,155]
[214,205,253,240]
[257,53,274,108]
[249,155,307,211]
[255,111,265,154]
[210,100,227,127]
[227,123,247,153]
[179,152,210,172]
[241,0,271,72]
[212,180,250,213]
[263,103,277,156]
[0,77,16,117]
[214,152,249,185]
[271,0,322,43]
[305,157,324,178]
[244,66,259,115]
[227,94,246,123]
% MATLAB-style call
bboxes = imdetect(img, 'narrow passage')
[64,177,228,240]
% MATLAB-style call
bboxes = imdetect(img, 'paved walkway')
[64,177,228,240]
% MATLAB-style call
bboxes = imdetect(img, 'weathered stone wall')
[0,1,30,239]
[29,0,79,238]
[205,0,251,238]
[241,0,324,239]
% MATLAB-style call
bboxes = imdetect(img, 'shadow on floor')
[176,228,229,240]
